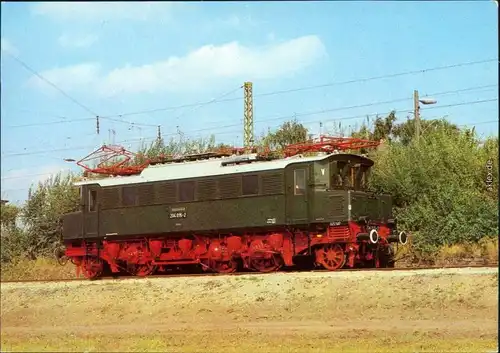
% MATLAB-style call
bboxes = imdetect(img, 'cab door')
[83,186,99,238]
[286,165,310,224]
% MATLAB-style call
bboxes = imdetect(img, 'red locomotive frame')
[66,222,407,279]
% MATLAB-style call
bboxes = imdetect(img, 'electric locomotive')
[61,137,408,279]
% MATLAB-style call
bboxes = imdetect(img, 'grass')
[395,236,498,268]
[1,331,497,353]
[435,236,498,266]
[0,257,76,281]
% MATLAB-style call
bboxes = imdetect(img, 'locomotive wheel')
[82,257,103,280]
[316,244,346,271]
[128,262,157,277]
[212,260,237,273]
[250,254,283,273]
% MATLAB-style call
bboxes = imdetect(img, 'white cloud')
[58,33,98,48]
[28,62,101,88]
[31,2,173,22]
[28,35,327,97]
[1,38,19,56]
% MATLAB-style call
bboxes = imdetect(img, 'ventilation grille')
[138,184,155,206]
[198,179,217,201]
[328,226,350,241]
[101,188,119,209]
[327,195,345,217]
[218,176,241,199]
[262,172,283,195]
[155,182,177,204]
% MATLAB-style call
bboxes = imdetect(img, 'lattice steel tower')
[243,82,254,148]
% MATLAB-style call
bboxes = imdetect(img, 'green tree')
[391,117,459,145]
[135,132,219,163]
[0,203,28,263]
[1,203,20,229]
[262,119,308,150]
[22,173,80,259]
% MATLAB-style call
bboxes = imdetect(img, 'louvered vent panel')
[101,188,119,209]
[327,196,345,218]
[218,177,241,199]
[328,226,350,241]
[198,179,217,201]
[138,184,155,206]
[262,173,284,195]
[155,182,177,204]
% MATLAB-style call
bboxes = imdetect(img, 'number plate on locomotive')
[169,207,187,219]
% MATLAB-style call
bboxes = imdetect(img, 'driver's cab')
[329,154,373,191]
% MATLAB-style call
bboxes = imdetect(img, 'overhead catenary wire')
[0,51,153,134]
[1,97,497,159]
[116,96,499,140]
[172,85,244,122]
[3,51,99,117]
[195,118,500,140]
[1,116,497,188]
[3,83,497,130]
[97,58,497,120]
[3,59,497,129]
[3,98,498,158]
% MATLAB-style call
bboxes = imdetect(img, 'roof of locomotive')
[74,152,373,188]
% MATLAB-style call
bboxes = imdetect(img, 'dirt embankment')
[1,268,498,352]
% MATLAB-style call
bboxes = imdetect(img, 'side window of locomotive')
[179,181,195,202]
[242,175,259,196]
[88,189,97,212]
[122,187,137,207]
[294,169,306,195]
[331,162,345,189]
[352,164,363,190]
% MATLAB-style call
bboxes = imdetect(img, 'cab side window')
[88,189,97,212]
[331,161,346,189]
[294,169,306,195]
[354,165,366,190]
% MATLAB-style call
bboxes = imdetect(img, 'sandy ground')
[1,267,498,352]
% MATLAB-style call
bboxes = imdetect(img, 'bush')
[370,127,498,255]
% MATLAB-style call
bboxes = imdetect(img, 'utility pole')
[413,90,420,143]
[414,90,438,144]
[157,125,162,143]
[96,116,100,135]
[243,82,254,149]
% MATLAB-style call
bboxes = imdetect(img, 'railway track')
[1,263,497,284]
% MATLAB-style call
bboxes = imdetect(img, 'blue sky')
[1,1,498,204]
